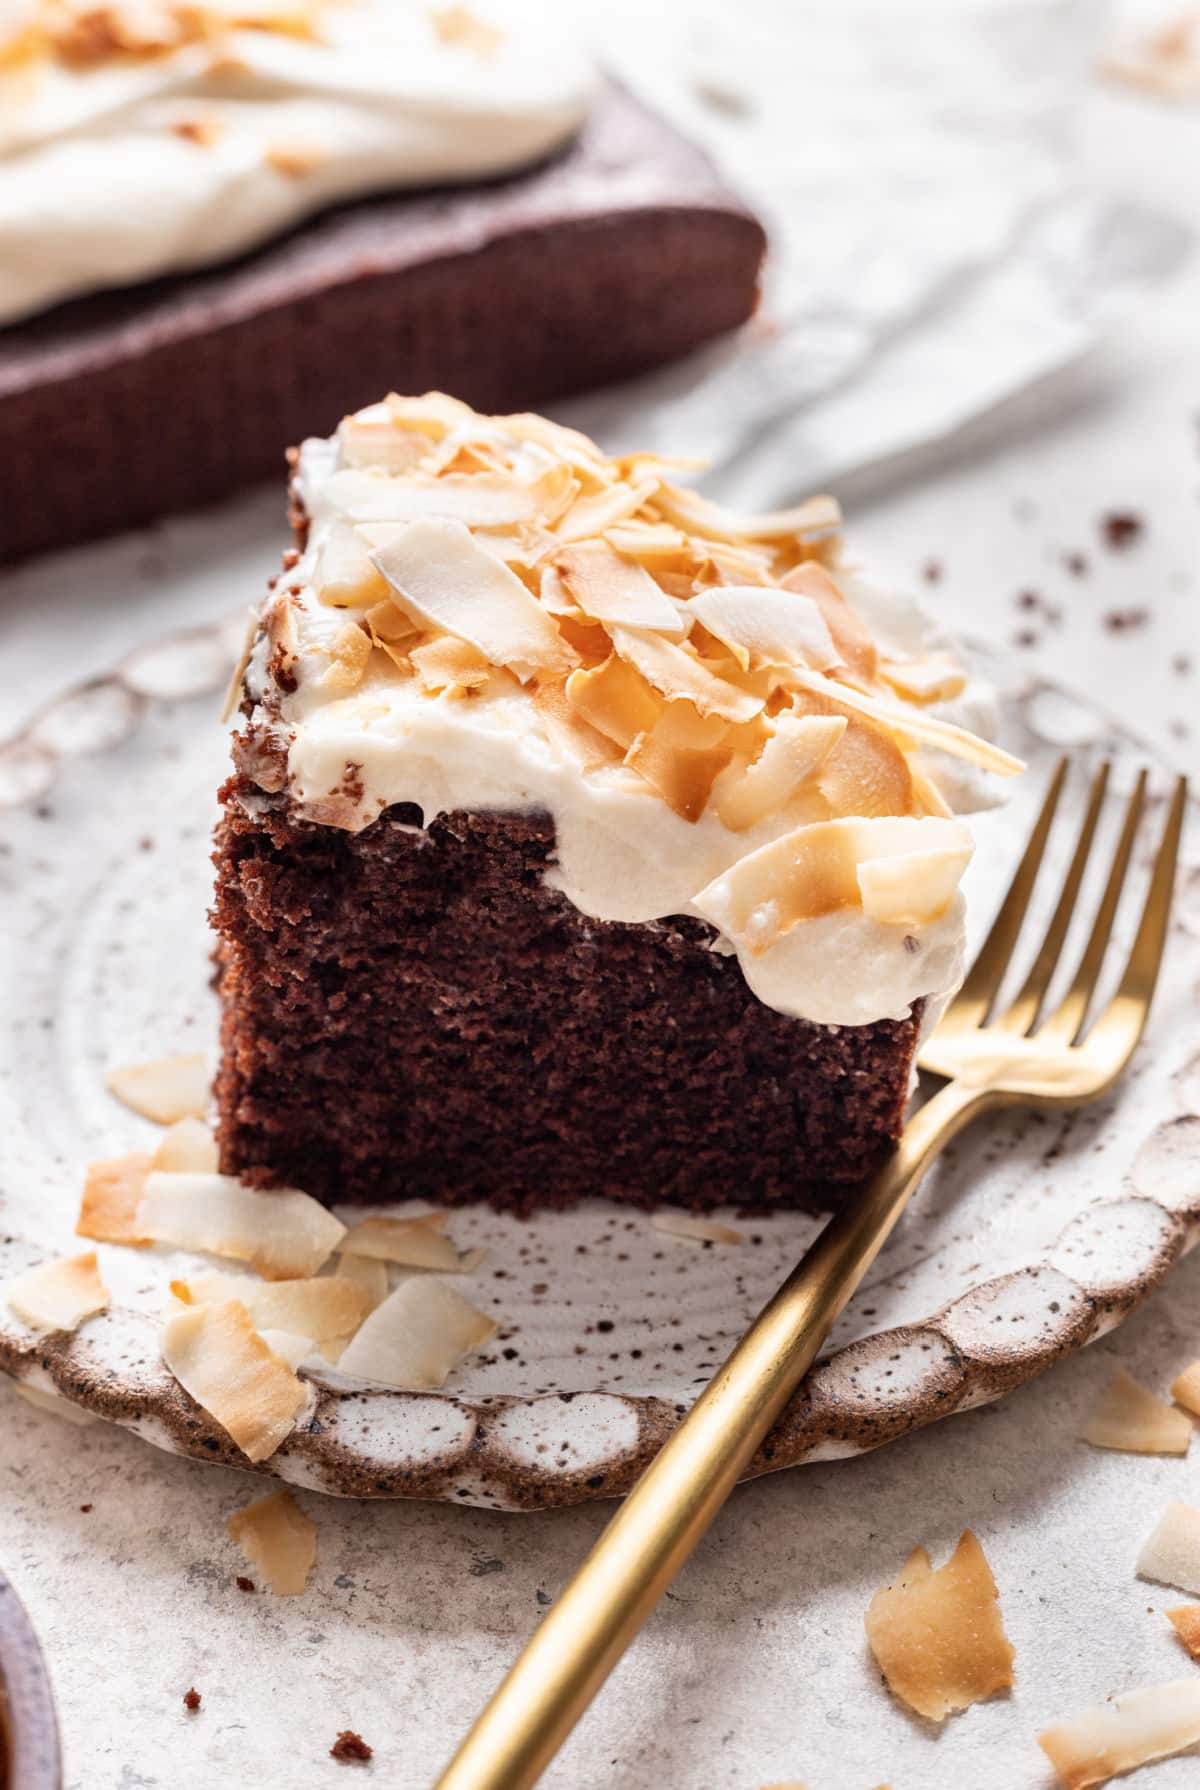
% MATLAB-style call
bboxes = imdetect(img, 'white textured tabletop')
[3,4,1200,1789]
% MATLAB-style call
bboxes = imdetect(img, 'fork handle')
[433,1079,982,1790]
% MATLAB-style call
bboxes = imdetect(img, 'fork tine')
[1083,775,1189,1062]
[937,755,1067,1033]
[992,760,1111,1036]
[1036,767,1148,1045]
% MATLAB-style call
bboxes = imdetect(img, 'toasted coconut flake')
[689,587,838,673]
[372,520,573,683]
[494,411,607,469]
[314,517,391,607]
[162,1301,308,1463]
[257,1329,315,1371]
[325,464,573,529]
[337,1278,497,1390]
[363,597,421,647]
[654,485,841,544]
[1167,1606,1200,1657]
[431,4,504,57]
[809,708,915,820]
[787,669,1023,776]
[555,479,660,544]
[856,821,974,925]
[1171,1361,1200,1416]
[1038,1680,1200,1789]
[651,1212,743,1245]
[694,816,972,952]
[338,1216,463,1272]
[106,1052,208,1124]
[1081,1370,1192,1455]
[604,520,696,570]
[151,1117,219,1175]
[530,677,622,771]
[410,635,491,694]
[608,626,763,723]
[880,653,968,705]
[651,701,731,752]
[318,621,372,694]
[910,764,955,819]
[555,540,684,636]
[539,563,583,618]
[6,1252,109,1333]
[170,1273,371,1345]
[337,415,432,475]
[714,714,845,831]
[1137,1503,1200,1595]
[138,1173,346,1280]
[382,391,475,436]
[332,1253,389,1312]
[77,1152,152,1245]
[565,656,663,750]
[781,563,880,681]
[625,732,730,823]
[227,1489,317,1595]
[865,1531,1014,1723]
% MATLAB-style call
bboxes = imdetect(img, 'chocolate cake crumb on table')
[214,393,1019,1216]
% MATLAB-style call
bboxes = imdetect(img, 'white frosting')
[0,1,594,324]
[232,417,999,1030]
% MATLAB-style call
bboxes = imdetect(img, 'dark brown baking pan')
[0,82,765,565]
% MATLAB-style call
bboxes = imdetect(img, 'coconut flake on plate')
[227,1489,317,1596]
[1137,1503,1200,1595]
[337,1214,467,1272]
[105,1053,209,1124]
[372,519,574,683]
[1081,1370,1192,1454]
[863,1530,1015,1723]
[151,1118,219,1175]
[76,1152,153,1245]
[137,1173,346,1280]
[336,1277,497,1390]
[169,1272,371,1345]
[330,1252,389,1311]
[1038,1679,1200,1789]
[161,1300,309,1462]
[6,1251,109,1333]
[651,1213,743,1246]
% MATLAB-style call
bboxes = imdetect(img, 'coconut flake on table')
[227,1489,316,1596]
[1137,1503,1200,1596]
[1038,1679,1200,1789]
[863,1530,1015,1724]
[1080,1370,1191,1455]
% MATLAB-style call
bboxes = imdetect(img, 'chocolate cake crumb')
[79,1503,92,1513]
[1013,629,1039,649]
[1015,589,1041,610]
[1103,607,1150,632]
[1173,653,1192,676]
[1101,510,1144,549]
[236,1576,256,1592]
[330,1731,373,1763]
[902,935,921,955]
[1063,551,1089,577]
[921,559,943,584]
[183,1689,201,1713]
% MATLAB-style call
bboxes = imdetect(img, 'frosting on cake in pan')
[0,0,593,323]
[238,392,1021,1028]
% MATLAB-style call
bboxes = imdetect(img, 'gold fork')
[434,757,1188,1790]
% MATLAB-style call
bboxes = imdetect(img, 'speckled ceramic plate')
[0,624,1197,1510]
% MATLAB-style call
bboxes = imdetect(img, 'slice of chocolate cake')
[0,2,765,562]
[213,392,1021,1214]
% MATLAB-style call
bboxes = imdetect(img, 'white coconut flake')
[1039,1679,1200,1789]
[6,1252,109,1333]
[138,1174,346,1280]
[105,1053,209,1124]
